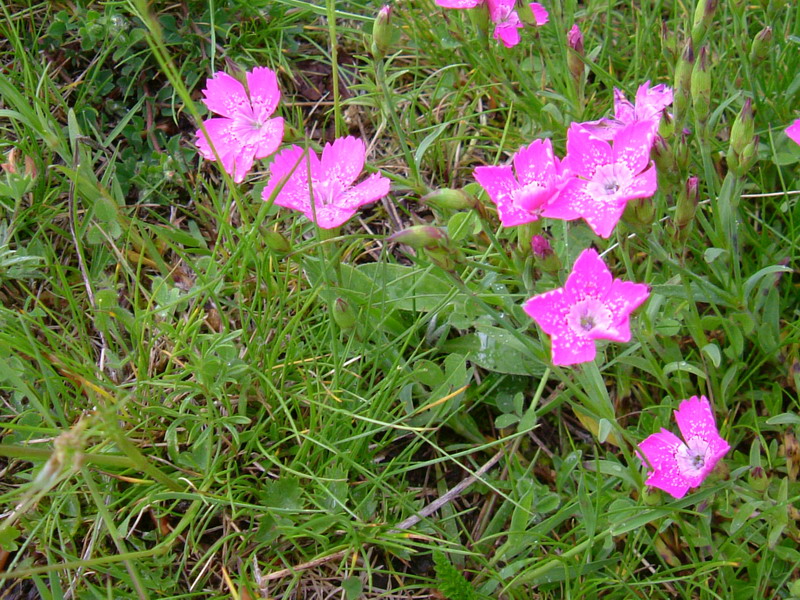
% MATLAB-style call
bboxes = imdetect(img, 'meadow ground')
[1,0,800,598]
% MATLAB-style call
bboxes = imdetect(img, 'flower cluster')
[435,0,548,48]
[195,67,390,228]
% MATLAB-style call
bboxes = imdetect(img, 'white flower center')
[675,437,711,478]
[585,163,634,202]
[566,298,613,336]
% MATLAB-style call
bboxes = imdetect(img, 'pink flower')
[580,81,673,141]
[489,1,548,47]
[558,121,658,238]
[435,0,548,48]
[523,248,649,366]
[638,396,730,499]
[262,136,390,229]
[473,139,577,227]
[567,23,584,52]
[787,119,800,146]
[195,67,284,183]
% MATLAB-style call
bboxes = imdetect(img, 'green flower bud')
[387,225,446,249]
[371,5,392,60]
[675,175,699,230]
[691,45,711,125]
[729,98,754,156]
[691,0,718,47]
[749,26,773,66]
[263,230,291,253]
[421,188,477,211]
[641,485,662,506]
[651,134,674,174]
[747,465,770,492]
[673,40,694,125]
[661,21,677,63]
[331,297,357,330]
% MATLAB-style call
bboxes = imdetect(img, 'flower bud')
[425,245,464,272]
[371,5,392,60]
[730,98,754,156]
[658,109,675,139]
[567,24,584,84]
[641,485,662,506]
[421,188,477,211]
[661,21,677,63]
[747,465,770,492]
[691,0,718,47]
[675,128,692,172]
[263,230,291,253]
[387,225,446,249]
[651,135,674,173]
[331,297,357,330]
[675,175,699,230]
[531,234,560,273]
[749,26,773,66]
[673,40,694,125]
[691,45,711,126]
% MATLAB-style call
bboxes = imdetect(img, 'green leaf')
[494,413,520,429]
[0,525,20,551]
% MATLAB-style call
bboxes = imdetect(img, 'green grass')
[1,0,800,598]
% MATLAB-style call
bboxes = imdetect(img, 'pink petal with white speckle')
[262,145,310,211]
[202,71,250,119]
[614,121,656,175]
[550,331,597,365]
[565,249,612,300]
[523,287,571,336]
[474,165,537,226]
[639,429,692,499]
[634,81,674,121]
[514,139,558,187]
[337,172,391,211]
[564,123,612,178]
[252,117,284,160]
[246,67,281,123]
[582,197,627,238]
[321,136,365,191]
[674,396,730,466]
[613,88,636,123]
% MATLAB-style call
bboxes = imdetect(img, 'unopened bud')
[675,128,692,172]
[730,98,755,156]
[661,21,678,63]
[691,0,718,47]
[421,188,477,211]
[673,40,694,125]
[263,230,291,253]
[531,234,560,273]
[651,135,674,173]
[425,245,464,272]
[567,24,584,84]
[331,297,357,330]
[658,109,674,139]
[747,465,770,492]
[749,27,773,65]
[641,485,662,506]
[691,45,711,125]
[675,175,699,229]
[371,5,392,60]
[387,225,446,249]
[737,135,759,173]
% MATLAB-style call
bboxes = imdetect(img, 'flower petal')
[550,331,597,365]
[602,279,650,341]
[639,429,692,499]
[202,72,250,119]
[529,2,549,25]
[564,123,612,178]
[634,81,674,121]
[336,172,391,211]
[614,120,656,175]
[493,22,521,47]
[436,0,481,7]
[787,119,800,146]
[523,287,572,336]
[620,163,657,202]
[582,199,627,238]
[674,396,730,462]
[565,248,613,300]
[321,136,366,190]
[613,88,636,123]
[246,67,281,123]
[513,139,558,188]
[474,165,537,226]
[253,117,285,159]
[262,145,311,212]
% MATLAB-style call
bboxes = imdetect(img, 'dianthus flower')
[434,0,548,48]
[786,119,800,146]
[262,136,390,229]
[638,396,730,499]
[523,248,649,366]
[580,81,674,141]
[473,139,576,226]
[195,67,284,183]
[558,121,657,238]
